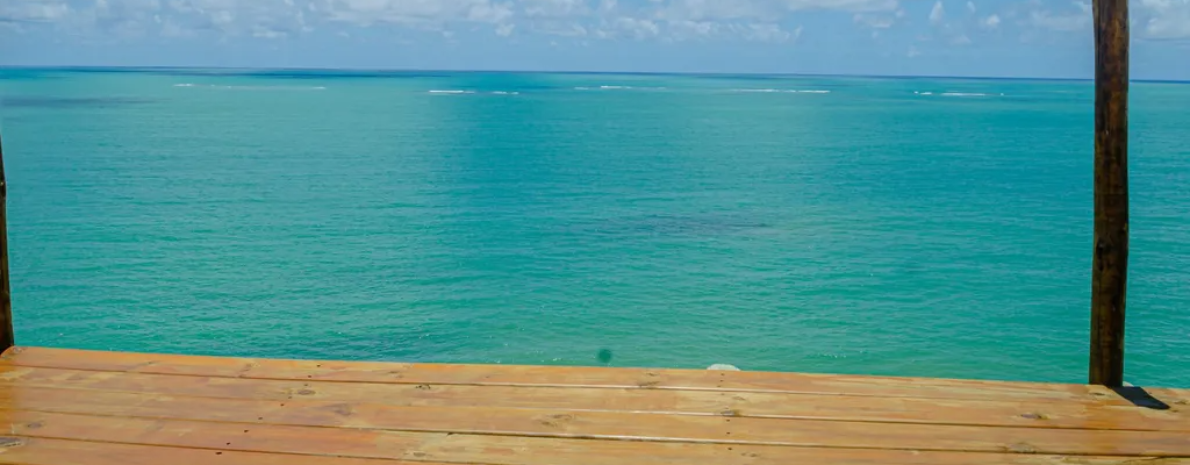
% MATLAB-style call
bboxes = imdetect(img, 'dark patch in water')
[565,214,774,238]
[0,69,61,81]
[1,96,156,108]
[616,214,772,236]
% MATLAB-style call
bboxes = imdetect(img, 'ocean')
[1,68,1187,387]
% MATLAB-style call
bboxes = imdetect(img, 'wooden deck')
[0,347,1186,464]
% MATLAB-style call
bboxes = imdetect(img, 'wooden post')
[1090,0,1129,387]
[0,131,12,351]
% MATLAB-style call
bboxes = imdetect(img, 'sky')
[1,0,1188,79]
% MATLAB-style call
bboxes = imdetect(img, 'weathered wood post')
[0,131,13,351]
[1089,0,1129,386]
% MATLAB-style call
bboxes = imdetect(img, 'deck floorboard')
[0,347,1187,464]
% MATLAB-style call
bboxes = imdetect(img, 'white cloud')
[1139,0,1190,40]
[780,0,898,11]
[621,16,800,43]
[733,22,795,42]
[522,0,587,18]
[1,0,1002,47]
[89,0,164,37]
[655,0,777,21]
[532,19,588,35]
[160,0,313,38]
[1027,1,1090,32]
[982,13,999,29]
[324,0,513,27]
[601,16,659,39]
[664,19,720,39]
[854,12,897,28]
[253,28,287,38]
[923,0,976,49]
[0,0,71,23]
[656,0,898,22]
[159,17,193,36]
[929,0,944,25]
[907,45,921,57]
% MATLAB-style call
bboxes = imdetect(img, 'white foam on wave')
[793,90,830,94]
[941,92,988,97]
[600,85,631,89]
[174,83,196,87]
[428,90,476,94]
[490,91,520,95]
[914,91,934,95]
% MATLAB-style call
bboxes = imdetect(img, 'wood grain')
[0,133,13,352]
[2,347,1187,464]
[3,410,1188,465]
[0,437,433,465]
[2,386,1189,455]
[4,347,1172,405]
[1090,0,1130,387]
[0,367,1185,433]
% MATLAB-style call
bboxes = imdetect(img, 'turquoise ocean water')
[1,68,1187,387]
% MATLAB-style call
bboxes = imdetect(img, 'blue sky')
[1,0,1188,79]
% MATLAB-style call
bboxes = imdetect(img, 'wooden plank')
[1089,0,1130,387]
[0,366,683,412]
[413,434,1190,465]
[5,347,1176,405]
[1,410,429,460]
[3,386,1190,455]
[7,405,1190,457]
[3,410,1188,465]
[1,367,1186,433]
[0,437,426,465]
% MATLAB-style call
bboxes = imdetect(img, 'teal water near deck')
[2,68,1188,386]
